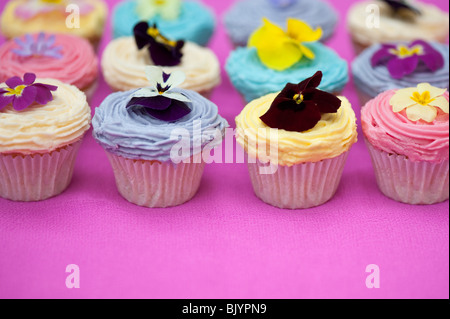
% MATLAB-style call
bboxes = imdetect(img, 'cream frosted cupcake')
[0,33,99,101]
[0,73,91,202]
[102,22,220,97]
[0,0,107,47]
[93,66,228,208]
[361,83,449,204]
[235,71,358,209]
[347,0,449,54]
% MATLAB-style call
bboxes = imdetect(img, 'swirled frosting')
[0,0,107,43]
[361,90,449,163]
[224,0,338,46]
[0,33,98,90]
[348,1,449,46]
[353,42,449,99]
[92,89,229,162]
[235,93,358,166]
[0,79,91,154]
[112,1,215,46]
[102,37,220,93]
[226,43,348,102]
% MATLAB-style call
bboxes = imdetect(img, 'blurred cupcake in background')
[226,18,348,103]
[102,22,221,97]
[361,83,449,204]
[0,33,99,101]
[0,0,107,47]
[112,0,215,46]
[348,0,449,54]
[352,40,449,106]
[224,0,338,47]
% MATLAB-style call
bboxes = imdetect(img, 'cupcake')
[235,71,358,209]
[0,0,107,47]
[102,22,221,97]
[224,0,338,47]
[353,40,449,106]
[226,18,348,103]
[0,32,99,101]
[361,83,449,205]
[0,73,91,202]
[347,0,449,54]
[112,0,215,46]
[92,66,228,208]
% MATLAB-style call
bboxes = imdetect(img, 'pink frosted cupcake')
[361,83,449,204]
[0,33,98,101]
[235,72,358,209]
[0,73,91,202]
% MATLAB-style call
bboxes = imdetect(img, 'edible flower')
[248,18,322,71]
[12,33,63,59]
[268,0,297,8]
[15,0,93,20]
[136,0,182,20]
[126,66,192,121]
[134,22,184,67]
[260,71,341,132]
[371,40,444,79]
[0,73,57,111]
[390,83,449,122]
[381,0,421,15]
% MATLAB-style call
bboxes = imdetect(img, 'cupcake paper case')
[235,72,358,209]
[93,66,228,208]
[361,84,449,205]
[0,0,107,47]
[113,0,215,46]
[224,0,338,47]
[0,33,99,101]
[0,74,91,202]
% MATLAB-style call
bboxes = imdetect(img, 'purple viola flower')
[381,0,421,15]
[371,40,445,79]
[268,0,297,8]
[133,21,184,67]
[0,73,58,111]
[12,33,63,59]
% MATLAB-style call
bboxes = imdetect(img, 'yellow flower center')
[4,85,26,97]
[389,45,423,59]
[293,93,304,104]
[39,0,64,4]
[147,27,177,47]
[154,0,166,5]
[411,91,434,106]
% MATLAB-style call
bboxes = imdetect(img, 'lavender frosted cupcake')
[352,40,449,106]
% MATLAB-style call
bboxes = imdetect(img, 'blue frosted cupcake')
[112,0,215,46]
[224,0,338,47]
[225,18,348,102]
[352,40,449,105]
[93,66,228,207]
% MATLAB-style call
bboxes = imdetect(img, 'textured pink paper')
[0,0,448,299]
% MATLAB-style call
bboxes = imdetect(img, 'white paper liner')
[365,140,449,205]
[0,139,83,202]
[247,152,349,209]
[106,153,206,208]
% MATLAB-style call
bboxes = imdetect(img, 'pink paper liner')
[106,153,206,208]
[0,139,83,202]
[365,140,449,205]
[247,152,350,209]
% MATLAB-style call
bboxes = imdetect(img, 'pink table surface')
[0,0,448,299]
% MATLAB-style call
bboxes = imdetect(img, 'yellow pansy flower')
[137,0,181,21]
[248,18,322,71]
[390,83,449,123]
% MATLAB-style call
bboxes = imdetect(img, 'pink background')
[0,0,448,299]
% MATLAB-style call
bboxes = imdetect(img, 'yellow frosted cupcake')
[0,0,107,47]
[235,71,358,209]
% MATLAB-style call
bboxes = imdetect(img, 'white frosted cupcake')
[102,22,220,97]
[0,73,91,201]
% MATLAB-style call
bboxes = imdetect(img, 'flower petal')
[371,46,393,67]
[299,44,315,60]
[310,89,342,113]
[23,73,36,85]
[145,99,191,121]
[286,18,322,43]
[387,55,419,79]
[133,21,152,49]
[127,95,172,110]
[0,94,14,110]
[248,18,286,48]
[254,38,303,71]
[33,83,56,105]
[417,83,447,99]
[390,88,418,112]
[406,104,437,122]
[5,76,24,88]
[429,95,449,114]
[163,91,191,103]
[12,85,37,111]
[131,88,160,98]
[164,70,186,90]
[144,66,164,90]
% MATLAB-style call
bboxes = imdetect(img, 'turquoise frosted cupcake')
[225,18,348,102]
[112,0,215,46]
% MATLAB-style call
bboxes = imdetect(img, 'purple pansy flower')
[133,22,184,67]
[126,66,192,122]
[0,73,58,111]
[371,40,445,79]
[381,0,421,15]
[260,71,342,133]
[12,33,63,59]
[268,0,297,8]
